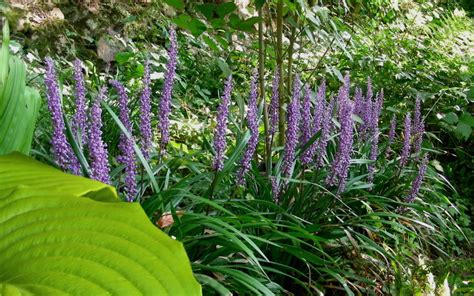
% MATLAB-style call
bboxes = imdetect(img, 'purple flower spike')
[139,60,152,159]
[405,154,429,203]
[158,26,178,155]
[300,84,313,165]
[110,80,137,202]
[282,74,301,181]
[72,59,88,146]
[316,97,334,167]
[400,113,411,167]
[326,85,354,194]
[388,114,397,146]
[88,87,111,184]
[237,70,259,184]
[303,79,326,165]
[212,75,233,171]
[269,68,280,138]
[371,90,384,132]
[44,57,81,175]
[314,79,327,133]
[413,120,425,155]
[353,87,363,119]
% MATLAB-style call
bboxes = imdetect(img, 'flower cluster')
[158,26,178,155]
[326,79,354,194]
[237,70,259,184]
[110,80,137,202]
[88,87,111,184]
[44,57,81,175]
[405,154,429,203]
[300,84,313,165]
[316,97,334,167]
[212,75,233,171]
[282,74,301,181]
[72,59,88,146]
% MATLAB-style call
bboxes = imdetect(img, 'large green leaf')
[0,153,201,295]
[0,21,41,156]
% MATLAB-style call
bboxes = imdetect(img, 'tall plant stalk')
[258,7,271,175]
[276,0,285,146]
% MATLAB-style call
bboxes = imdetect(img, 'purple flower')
[413,120,425,155]
[158,26,178,155]
[139,60,152,159]
[405,154,429,203]
[110,80,137,202]
[326,84,354,194]
[353,87,363,119]
[371,90,384,132]
[88,87,111,184]
[400,113,411,167]
[44,57,81,175]
[313,79,327,133]
[302,79,326,166]
[269,68,280,138]
[367,91,383,183]
[300,84,313,165]
[282,74,301,180]
[72,59,88,146]
[316,96,334,167]
[388,114,397,146]
[212,75,233,171]
[237,70,259,184]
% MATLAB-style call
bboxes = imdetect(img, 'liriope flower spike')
[212,75,233,171]
[88,87,111,184]
[158,26,178,155]
[44,57,81,175]
[237,70,259,184]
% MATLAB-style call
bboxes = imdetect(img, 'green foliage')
[0,21,41,155]
[0,152,201,295]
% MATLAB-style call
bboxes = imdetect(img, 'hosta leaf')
[0,153,201,295]
[0,21,41,156]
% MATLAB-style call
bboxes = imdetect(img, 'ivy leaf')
[172,14,192,29]
[459,113,474,127]
[163,0,184,10]
[115,51,134,65]
[216,2,237,17]
[188,19,207,37]
[196,4,216,19]
[229,13,241,30]
[237,17,260,32]
[442,112,458,125]
[255,0,266,10]
[210,18,226,29]
[455,122,472,141]
[173,15,207,37]
[216,58,231,77]
[203,35,219,52]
